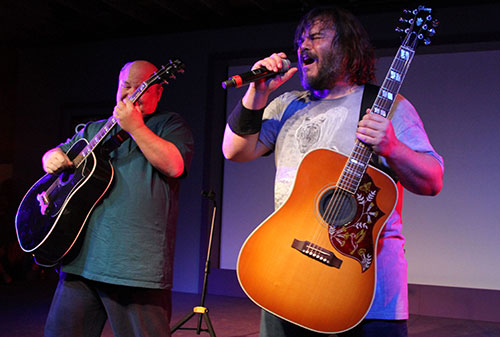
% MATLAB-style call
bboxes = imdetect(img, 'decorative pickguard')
[327,174,384,272]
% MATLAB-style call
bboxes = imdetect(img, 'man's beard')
[300,49,344,91]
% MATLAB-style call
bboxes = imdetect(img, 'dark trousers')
[44,273,172,337]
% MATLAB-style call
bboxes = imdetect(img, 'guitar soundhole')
[318,188,357,227]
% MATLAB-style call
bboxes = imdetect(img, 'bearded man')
[223,6,443,337]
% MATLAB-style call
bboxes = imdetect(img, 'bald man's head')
[116,60,163,116]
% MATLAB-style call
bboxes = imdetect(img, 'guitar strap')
[99,115,154,156]
[100,129,130,156]
[359,83,399,183]
[359,83,379,121]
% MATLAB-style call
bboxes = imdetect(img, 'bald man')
[43,60,194,337]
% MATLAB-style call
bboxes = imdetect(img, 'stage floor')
[1,277,500,337]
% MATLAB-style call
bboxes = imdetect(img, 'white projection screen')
[220,47,500,291]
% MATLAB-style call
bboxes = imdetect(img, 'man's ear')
[156,85,164,102]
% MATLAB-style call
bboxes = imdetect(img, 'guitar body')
[15,139,114,266]
[237,148,398,333]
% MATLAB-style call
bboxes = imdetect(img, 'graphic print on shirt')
[295,115,326,154]
[294,107,351,155]
[274,106,351,209]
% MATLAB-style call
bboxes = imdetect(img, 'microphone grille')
[281,59,291,73]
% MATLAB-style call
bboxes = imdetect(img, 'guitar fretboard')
[72,117,118,168]
[338,45,415,194]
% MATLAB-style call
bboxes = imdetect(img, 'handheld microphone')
[221,59,291,89]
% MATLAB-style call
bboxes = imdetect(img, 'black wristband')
[227,100,264,135]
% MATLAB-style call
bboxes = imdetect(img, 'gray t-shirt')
[258,85,443,319]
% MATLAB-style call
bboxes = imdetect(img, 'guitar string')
[313,145,360,243]
[318,142,367,245]
[318,137,376,259]
[318,54,409,250]
[309,108,372,245]
[319,28,419,237]
[317,73,397,247]
[303,14,422,256]
[307,151,353,250]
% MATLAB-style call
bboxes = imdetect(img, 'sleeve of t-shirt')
[389,95,444,172]
[259,91,303,153]
[153,112,195,177]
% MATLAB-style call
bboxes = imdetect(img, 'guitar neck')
[72,116,118,168]
[338,45,415,194]
[374,45,415,117]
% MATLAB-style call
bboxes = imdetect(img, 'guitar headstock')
[396,5,439,50]
[149,59,185,86]
[128,59,185,104]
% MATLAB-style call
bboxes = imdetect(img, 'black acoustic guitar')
[15,59,184,266]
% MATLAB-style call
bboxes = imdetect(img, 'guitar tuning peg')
[424,37,432,45]
[395,27,405,33]
[432,19,440,28]
[427,27,436,37]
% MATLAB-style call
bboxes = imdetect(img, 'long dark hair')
[294,6,375,85]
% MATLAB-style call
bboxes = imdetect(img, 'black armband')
[227,100,265,135]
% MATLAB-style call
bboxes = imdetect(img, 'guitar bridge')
[292,239,342,269]
[36,192,51,215]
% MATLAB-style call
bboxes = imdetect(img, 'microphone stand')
[171,190,217,337]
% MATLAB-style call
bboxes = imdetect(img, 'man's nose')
[299,37,312,51]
